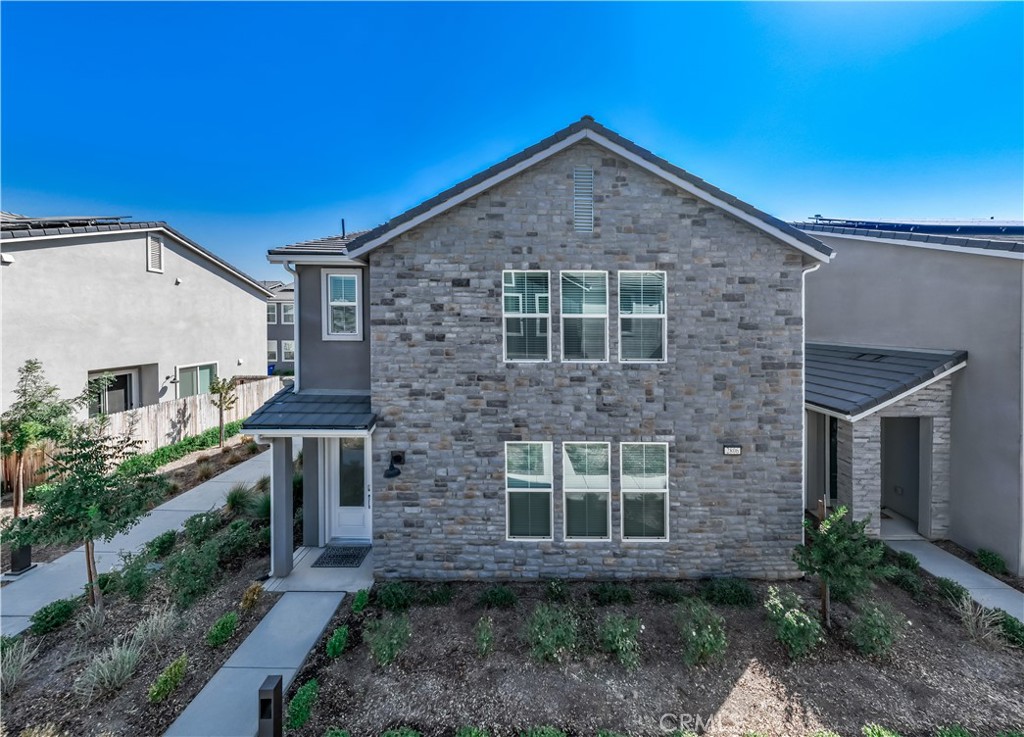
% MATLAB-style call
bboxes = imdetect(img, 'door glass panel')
[339,438,365,507]
[105,374,130,414]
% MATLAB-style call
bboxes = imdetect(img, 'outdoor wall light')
[383,451,405,479]
[164,375,180,384]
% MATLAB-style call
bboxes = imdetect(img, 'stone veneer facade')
[367,141,817,580]
[835,377,953,538]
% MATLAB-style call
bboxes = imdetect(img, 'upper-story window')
[267,303,277,324]
[619,271,667,363]
[502,270,550,362]
[323,270,362,341]
[561,271,608,362]
[281,303,295,325]
[573,166,594,232]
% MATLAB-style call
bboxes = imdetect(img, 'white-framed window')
[267,303,277,324]
[573,166,594,232]
[281,340,295,362]
[281,303,295,325]
[502,270,550,362]
[505,441,553,540]
[563,442,611,541]
[146,234,164,273]
[561,271,608,362]
[176,362,217,398]
[267,340,278,362]
[620,442,669,541]
[323,269,362,340]
[619,271,667,363]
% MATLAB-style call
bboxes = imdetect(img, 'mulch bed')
[289,577,1024,737]
[1,553,279,736]
[933,539,1024,595]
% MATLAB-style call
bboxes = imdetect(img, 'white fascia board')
[267,253,365,266]
[812,231,1024,262]
[252,425,375,440]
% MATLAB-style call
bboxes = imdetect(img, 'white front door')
[322,436,373,543]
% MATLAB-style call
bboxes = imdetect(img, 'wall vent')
[573,166,594,233]
[147,234,164,273]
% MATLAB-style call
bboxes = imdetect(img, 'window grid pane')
[562,272,608,362]
[282,304,295,324]
[267,303,277,323]
[564,442,610,540]
[267,341,278,361]
[506,442,552,539]
[503,271,550,361]
[282,341,295,361]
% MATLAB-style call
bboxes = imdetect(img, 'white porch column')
[270,436,294,577]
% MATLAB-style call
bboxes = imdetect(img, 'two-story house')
[244,117,834,581]
[263,280,296,374]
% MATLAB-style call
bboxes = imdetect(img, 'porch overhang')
[242,388,376,437]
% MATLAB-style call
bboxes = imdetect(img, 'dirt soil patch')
[1,552,278,736]
[290,577,1023,737]
[934,539,1024,595]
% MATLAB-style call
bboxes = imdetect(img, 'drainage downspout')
[283,261,299,393]
[801,260,823,540]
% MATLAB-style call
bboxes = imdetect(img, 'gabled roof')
[1,215,274,296]
[242,388,375,433]
[269,117,833,262]
[806,343,967,420]
[263,280,294,300]
[794,220,1024,254]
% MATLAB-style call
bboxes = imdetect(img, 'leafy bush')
[524,604,578,663]
[240,582,263,612]
[862,726,903,737]
[456,728,490,737]
[286,678,319,729]
[891,550,920,571]
[996,610,1024,648]
[0,637,38,696]
[976,548,1007,575]
[134,606,180,652]
[956,598,1003,646]
[381,729,421,737]
[418,583,455,606]
[326,625,349,658]
[764,586,823,659]
[849,603,906,657]
[649,581,687,603]
[147,653,187,703]
[224,482,255,517]
[120,552,153,601]
[183,512,221,545]
[216,519,257,563]
[700,577,756,607]
[934,727,973,737]
[545,579,569,602]
[520,728,567,737]
[478,584,518,609]
[119,420,245,476]
[887,567,924,599]
[206,612,239,647]
[676,599,727,665]
[377,581,416,611]
[97,571,121,596]
[365,614,411,666]
[146,529,178,558]
[30,597,80,635]
[351,589,370,614]
[599,613,643,669]
[254,493,272,522]
[476,616,494,657]
[590,582,633,606]
[323,730,351,737]
[72,636,141,701]
[935,577,969,606]
[167,543,219,608]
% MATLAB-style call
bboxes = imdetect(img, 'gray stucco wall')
[296,264,370,391]
[806,235,1023,574]
[367,140,813,581]
[1,231,267,415]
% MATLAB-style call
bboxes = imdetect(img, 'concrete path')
[1,449,274,636]
[888,539,1024,617]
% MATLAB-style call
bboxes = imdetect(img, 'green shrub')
[285,678,319,729]
[1,637,38,697]
[676,599,727,665]
[381,729,420,737]
[935,576,969,605]
[545,579,569,602]
[323,730,351,737]
[254,493,272,522]
[183,512,221,545]
[996,609,1024,648]
[849,603,906,657]
[147,653,187,703]
[326,625,349,658]
[120,552,153,601]
[520,728,567,737]
[700,577,756,607]
[478,584,518,609]
[524,604,578,663]
[167,543,219,608]
[934,727,973,737]
[456,728,490,737]
[977,548,1007,575]
[887,567,924,599]
[97,571,121,596]
[146,529,178,558]
[810,732,842,737]
[376,581,415,611]
[365,614,411,666]
[118,420,246,476]
[596,732,629,737]
[590,582,633,606]
[224,482,255,517]
[599,613,642,669]
[892,550,920,571]
[862,726,903,737]
[476,616,494,657]
[418,583,455,606]
[30,597,80,635]
[72,636,141,702]
[764,586,823,659]
[205,612,239,647]
[351,589,370,614]
[995,732,1024,737]
[215,519,257,563]
[649,581,687,603]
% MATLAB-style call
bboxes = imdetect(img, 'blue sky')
[2,2,1022,280]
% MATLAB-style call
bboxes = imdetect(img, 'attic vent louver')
[573,166,594,233]
[147,234,164,273]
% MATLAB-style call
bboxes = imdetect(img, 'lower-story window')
[563,442,611,540]
[620,442,669,540]
[505,441,553,539]
[282,340,295,362]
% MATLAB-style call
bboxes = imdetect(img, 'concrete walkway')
[1,449,274,636]
[887,539,1024,617]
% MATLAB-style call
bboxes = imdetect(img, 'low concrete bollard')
[258,674,283,737]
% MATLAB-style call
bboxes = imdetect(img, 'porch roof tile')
[242,388,375,432]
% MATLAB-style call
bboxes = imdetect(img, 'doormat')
[312,546,371,568]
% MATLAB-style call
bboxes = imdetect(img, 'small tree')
[209,377,238,448]
[792,505,889,628]
[0,359,75,518]
[3,417,163,611]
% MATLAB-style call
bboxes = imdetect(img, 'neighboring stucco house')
[1,214,273,415]
[798,218,1024,576]
[244,117,835,582]
[263,280,296,375]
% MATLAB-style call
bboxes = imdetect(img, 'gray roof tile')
[242,389,375,432]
